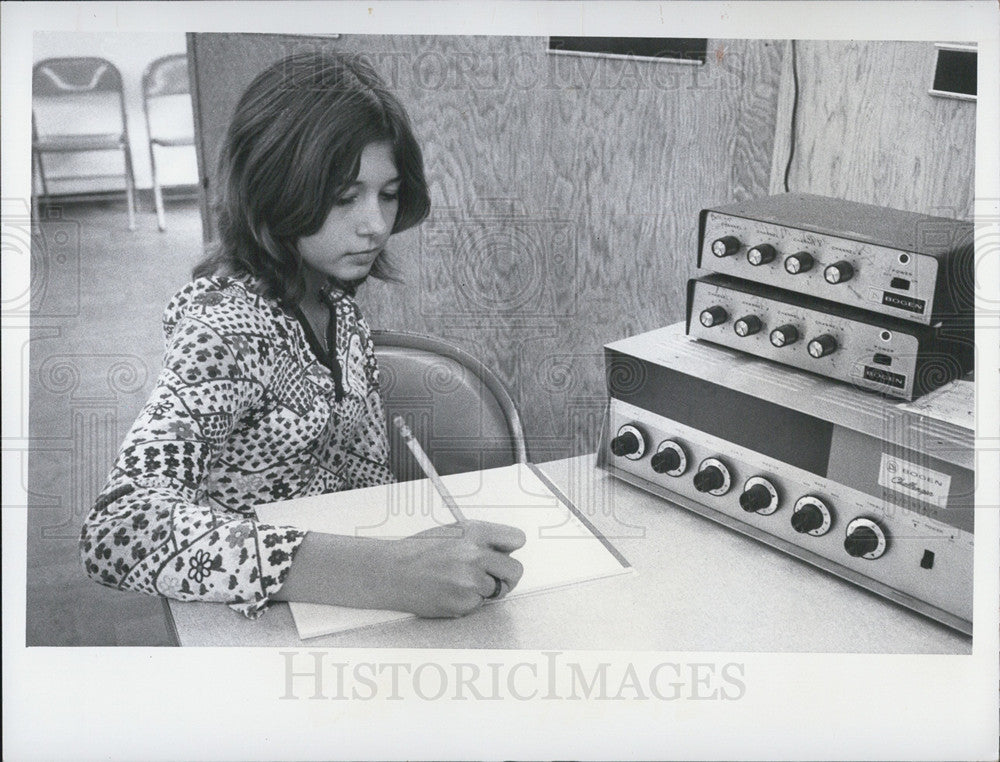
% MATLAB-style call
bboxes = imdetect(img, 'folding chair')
[371,330,529,481]
[142,54,196,232]
[32,57,137,230]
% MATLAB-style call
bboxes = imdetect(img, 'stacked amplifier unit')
[600,194,975,634]
[689,193,974,399]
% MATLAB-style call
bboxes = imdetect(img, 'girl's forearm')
[269,521,526,618]
[271,531,401,610]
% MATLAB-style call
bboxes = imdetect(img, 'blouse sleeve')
[79,287,306,618]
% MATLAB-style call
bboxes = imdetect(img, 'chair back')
[143,54,191,97]
[33,57,124,95]
[372,330,528,482]
[32,57,128,139]
[142,54,195,146]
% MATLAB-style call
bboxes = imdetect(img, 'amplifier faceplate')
[686,274,972,400]
[604,400,973,630]
[697,193,973,325]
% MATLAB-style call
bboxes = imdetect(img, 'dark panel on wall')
[548,37,708,63]
[189,34,782,459]
[770,40,976,219]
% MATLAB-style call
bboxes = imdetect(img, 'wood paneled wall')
[189,33,783,460]
[769,40,976,219]
[190,36,977,461]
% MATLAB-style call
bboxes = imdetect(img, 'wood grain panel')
[770,40,976,219]
[190,34,782,458]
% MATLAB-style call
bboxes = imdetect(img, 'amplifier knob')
[651,440,687,476]
[844,518,887,559]
[746,244,777,266]
[699,306,728,328]
[693,458,731,495]
[791,496,832,535]
[824,261,855,284]
[739,477,779,515]
[711,236,741,257]
[769,324,800,347]
[734,315,763,337]
[791,505,824,533]
[610,424,646,460]
[784,252,814,274]
[807,334,838,358]
[694,466,725,493]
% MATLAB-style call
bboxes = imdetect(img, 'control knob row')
[710,237,855,284]
[698,310,840,358]
[609,428,887,558]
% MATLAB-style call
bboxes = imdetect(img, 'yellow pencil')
[392,415,467,522]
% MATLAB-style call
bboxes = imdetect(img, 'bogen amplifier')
[697,193,974,326]
[599,323,973,635]
[686,273,973,400]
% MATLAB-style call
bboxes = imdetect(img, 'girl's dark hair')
[193,50,430,304]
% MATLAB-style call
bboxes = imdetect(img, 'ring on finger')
[485,575,503,600]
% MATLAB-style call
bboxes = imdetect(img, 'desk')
[166,455,970,652]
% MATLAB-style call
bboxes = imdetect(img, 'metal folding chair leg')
[123,144,137,231]
[150,144,167,232]
[31,147,44,222]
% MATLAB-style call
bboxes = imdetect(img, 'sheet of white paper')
[254,463,631,639]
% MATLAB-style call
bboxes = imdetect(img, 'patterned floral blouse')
[80,276,395,618]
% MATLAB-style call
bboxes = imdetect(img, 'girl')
[80,51,524,620]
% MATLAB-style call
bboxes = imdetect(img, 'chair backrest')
[32,57,127,137]
[143,54,191,98]
[142,54,194,144]
[33,57,124,95]
[372,330,528,482]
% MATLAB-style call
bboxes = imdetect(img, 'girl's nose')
[357,198,391,238]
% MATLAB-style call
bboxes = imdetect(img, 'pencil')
[392,415,467,522]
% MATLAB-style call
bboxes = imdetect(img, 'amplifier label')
[878,454,952,507]
[863,366,906,389]
[881,291,927,314]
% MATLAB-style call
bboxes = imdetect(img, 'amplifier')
[698,193,974,325]
[599,323,974,634]
[686,273,973,400]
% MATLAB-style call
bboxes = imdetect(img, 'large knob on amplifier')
[739,477,779,515]
[693,458,732,496]
[824,261,855,284]
[791,496,832,535]
[711,236,741,258]
[769,324,799,348]
[699,306,728,328]
[807,334,838,358]
[784,252,814,274]
[610,424,646,460]
[746,244,777,266]
[733,315,763,337]
[844,518,887,559]
[651,440,687,476]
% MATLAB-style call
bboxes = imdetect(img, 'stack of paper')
[255,463,631,639]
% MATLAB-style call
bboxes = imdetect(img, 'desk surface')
[167,455,971,652]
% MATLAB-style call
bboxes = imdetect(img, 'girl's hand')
[388,520,526,618]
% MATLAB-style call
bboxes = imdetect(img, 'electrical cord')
[783,39,799,193]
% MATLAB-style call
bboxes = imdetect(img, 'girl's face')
[298,141,400,286]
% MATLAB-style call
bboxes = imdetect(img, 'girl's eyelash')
[335,189,399,205]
